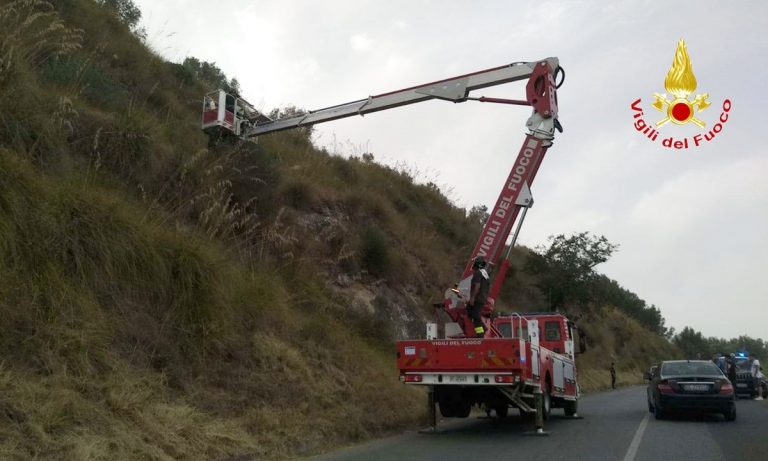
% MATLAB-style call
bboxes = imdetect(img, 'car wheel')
[724,406,736,422]
[654,403,665,420]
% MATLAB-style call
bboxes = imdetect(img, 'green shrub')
[359,226,391,277]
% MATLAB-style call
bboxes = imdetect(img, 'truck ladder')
[498,385,535,413]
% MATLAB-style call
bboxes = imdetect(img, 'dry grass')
[577,307,681,392]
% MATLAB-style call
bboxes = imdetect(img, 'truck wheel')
[438,400,455,418]
[542,378,552,421]
[455,401,471,418]
[542,384,552,421]
[494,405,508,419]
[564,399,578,417]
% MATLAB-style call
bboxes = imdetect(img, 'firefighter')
[727,353,737,383]
[467,255,490,338]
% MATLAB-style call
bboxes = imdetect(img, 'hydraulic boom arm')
[201,58,564,338]
[238,58,560,137]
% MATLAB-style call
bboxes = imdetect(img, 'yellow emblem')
[652,39,711,127]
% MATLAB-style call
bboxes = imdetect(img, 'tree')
[526,232,618,309]
[182,57,241,95]
[673,327,711,359]
[467,205,489,227]
[98,0,142,30]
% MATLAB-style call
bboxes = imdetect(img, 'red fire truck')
[397,311,584,420]
[201,56,579,423]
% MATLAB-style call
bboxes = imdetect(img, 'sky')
[134,0,768,340]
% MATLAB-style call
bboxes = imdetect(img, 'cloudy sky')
[134,0,767,340]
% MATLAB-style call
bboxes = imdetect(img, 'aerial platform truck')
[201,57,582,428]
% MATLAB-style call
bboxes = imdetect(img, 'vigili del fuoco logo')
[630,39,731,149]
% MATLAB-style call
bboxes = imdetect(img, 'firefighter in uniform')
[467,255,490,338]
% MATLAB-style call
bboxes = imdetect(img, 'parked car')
[732,357,761,397]
[646,360,736,421]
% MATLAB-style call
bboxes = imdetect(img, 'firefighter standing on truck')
[467,256,490,338]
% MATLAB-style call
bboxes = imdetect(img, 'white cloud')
[350,34,371,51]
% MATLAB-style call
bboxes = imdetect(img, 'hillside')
[0,1,678,459]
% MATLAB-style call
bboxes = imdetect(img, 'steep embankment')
[0,1,677,459]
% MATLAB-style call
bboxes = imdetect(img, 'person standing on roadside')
[610,362,617,389]
[749,354,763,400]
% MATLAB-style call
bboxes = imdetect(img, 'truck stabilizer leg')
[524,387,550,436]
[419,386,439,433]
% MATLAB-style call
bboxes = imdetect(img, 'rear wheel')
[654,403,665,420]
[724,406,737,422]
[494,405,509,419]
[438,400,455,418]
[454,401,471,418]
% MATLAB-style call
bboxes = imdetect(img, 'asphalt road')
[310,386,768,461]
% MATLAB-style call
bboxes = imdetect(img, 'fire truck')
[201,56,582,424]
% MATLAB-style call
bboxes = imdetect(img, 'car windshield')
[661,361,722,377]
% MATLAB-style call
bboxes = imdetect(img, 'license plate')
[684,384,709,392]
[448,375,469,383]
[737,383,748,388]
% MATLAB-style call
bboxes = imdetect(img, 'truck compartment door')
[564,361,575,384]
[554,357,565,392]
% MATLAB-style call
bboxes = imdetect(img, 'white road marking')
[622,412,650,461]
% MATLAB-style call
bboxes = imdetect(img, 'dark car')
[646,360,736,421]
[732,357,760,397]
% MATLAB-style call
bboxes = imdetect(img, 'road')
[310,386,768,461]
